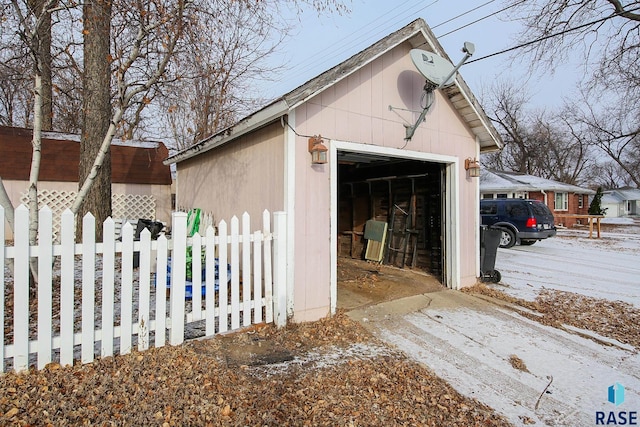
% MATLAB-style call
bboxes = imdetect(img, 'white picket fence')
[1,205,287,373]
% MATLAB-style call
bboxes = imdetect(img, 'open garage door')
[336,154,446,282]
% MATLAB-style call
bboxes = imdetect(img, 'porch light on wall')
[465,157,481,177]
[308,135,328,164]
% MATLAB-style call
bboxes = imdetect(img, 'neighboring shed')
[0,126,173,238]
[480,169,595,227]
[602,188,640,217]
[165,19,502,323]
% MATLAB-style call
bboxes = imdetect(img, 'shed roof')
[165,18,502,165]
[0,126,171,185]
[480,169,595,194]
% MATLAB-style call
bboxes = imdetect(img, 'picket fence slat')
[37,207,53,369]
[204,227,216,337]
[242,213,251,327]
[138,229,151,352]
[2,206,284,373]
[191,233,203,321]
[13,205,29,372]
[120,223,134,355]
[170,212,187,346]
[218,220,229,334]
[0,206,5,372]
[102,218,116,358]
[60,209,75,366]
[263,209,274,324]
[155,235,168,348]
[81,213,96,364]
[253,230,263,324]
[230,216,240,330]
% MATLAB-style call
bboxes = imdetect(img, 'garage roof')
[165,18,502,166]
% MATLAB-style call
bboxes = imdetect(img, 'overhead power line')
[435,0,527,38]
[466,5,640,64]
[431,0,497,30]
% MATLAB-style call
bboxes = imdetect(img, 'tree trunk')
[28,0,53,131]
[79,0,112,239]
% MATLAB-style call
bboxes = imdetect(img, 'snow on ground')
[362,219,640,427]
[494,222,640,307]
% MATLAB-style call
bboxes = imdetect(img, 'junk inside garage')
[337,154,445,284]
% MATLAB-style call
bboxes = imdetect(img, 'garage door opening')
[335,150,447,310]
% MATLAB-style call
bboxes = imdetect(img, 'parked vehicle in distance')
[480,199,557,248]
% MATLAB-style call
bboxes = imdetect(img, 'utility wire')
[436,0,527,38]
[466,5,640,64]
[431,0,496,30]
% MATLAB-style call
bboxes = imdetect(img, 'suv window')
[506,202,528,217]
[480,202,497,215]
[530,202,551,216]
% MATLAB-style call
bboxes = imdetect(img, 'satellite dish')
[410,49,456,87]
[403,42,475,141]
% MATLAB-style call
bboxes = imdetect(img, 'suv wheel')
[499,228,516,248]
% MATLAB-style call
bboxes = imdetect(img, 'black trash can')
[480,225,501,283]
[133,219,164,268]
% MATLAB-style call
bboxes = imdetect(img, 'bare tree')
[564,92,640,188]
[503,0,640,187]
[484,81,594,185]
[1,0,349,235]
[78,0,112,238]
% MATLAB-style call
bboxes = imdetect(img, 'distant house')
[601,188,640,217]
[0,126,173,239]
[480,169,595,227]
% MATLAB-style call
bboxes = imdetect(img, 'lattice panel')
[112,193,156,221]
[20,190,156,241]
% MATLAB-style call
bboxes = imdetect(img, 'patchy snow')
[494,226,640,307]
[366,220,640,427]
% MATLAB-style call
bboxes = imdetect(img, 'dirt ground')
[337,257,444,310]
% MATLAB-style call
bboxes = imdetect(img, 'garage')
[169,19,503,322]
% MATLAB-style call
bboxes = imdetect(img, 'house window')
[578,195,583,209]
[482,194,494,199]
[497,193,508,199]
[555,192,569,211]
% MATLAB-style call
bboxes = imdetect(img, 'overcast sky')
[259,0,580,109]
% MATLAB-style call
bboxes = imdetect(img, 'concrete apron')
[348,290,640,427]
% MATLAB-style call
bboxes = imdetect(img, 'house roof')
[480,169,595,194]
[605,188,640,201]
[0,126,172,185]
[165,18,502,165]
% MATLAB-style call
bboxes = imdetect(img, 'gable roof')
[480,169,595,194]
[605,188,640,201]
[0,126,172,185]
[165,18,502,165]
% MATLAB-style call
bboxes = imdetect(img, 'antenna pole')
[437,50,472,90]
[404,86,433,141]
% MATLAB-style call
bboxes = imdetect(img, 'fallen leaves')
[465,284,640,350]
[508,355,530,373]
[0,312,511,426]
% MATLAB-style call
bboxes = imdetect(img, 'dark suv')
[480,199,557,248]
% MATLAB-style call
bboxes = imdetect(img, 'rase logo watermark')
[596,383,637,425]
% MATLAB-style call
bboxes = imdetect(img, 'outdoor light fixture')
[465,157,480,177]
[308,135,328,165]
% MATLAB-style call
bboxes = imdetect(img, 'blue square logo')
[608,383,625,406]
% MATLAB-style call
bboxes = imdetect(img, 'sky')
[259,0,580,109]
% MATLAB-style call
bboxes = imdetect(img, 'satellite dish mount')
[404,42,475,141]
